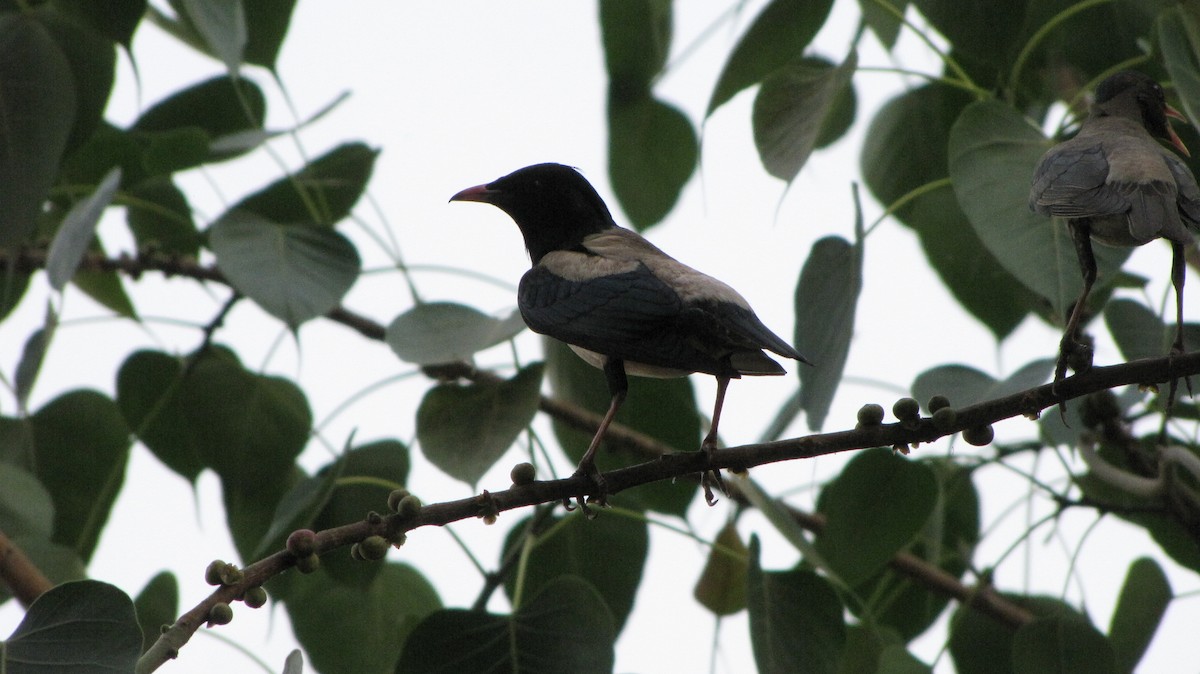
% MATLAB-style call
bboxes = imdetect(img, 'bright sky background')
[1,2,1196,672]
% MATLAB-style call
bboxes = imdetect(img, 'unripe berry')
[360,535,389,561]
[856,403,885,427]
[963,425,994,447]
[204,560,226,586]
[892,397,920,421]
[243,586,268,609]
[510,462,537,485]
[397,494,422,518]
[387,488,411,513]
[295,553,320,574]
[927,395,951,413]
[286,529,317,558]
[931,406,957,432]
[208,602,233,626]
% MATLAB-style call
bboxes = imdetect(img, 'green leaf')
[125,176,200,256]
[911,358,1054,410]
[911,0,1027,72]
[33,5,117,155]
[115,350,203,481]
[599,0,671,98]
[0,14,76,247]
[230,142,377,226]
[1105,299,1167,363]
[859,0,903,50]
[55,0,146,47]
[14,304,57,411]
[386,302,526,366]
[132,75,266,164]
[243,0,295,70]
[287,563,440,674]
[1159,6,1200,125]
[71,266,138,320]
[948,100,1131,319]
[502,511,648,634]
[747,536,845,674]
[417,363,542,489]
[4,580,141,673]
[861,85,1030,339]
[0,463,55,539]
[544,338,697,516]
[1109,557,1171,673]
[949,595,1084,674]
[31,389,130,562]
[133,572,178,654]
[815,448,937,586]
[707,0,835,116]
[1012,616,1116,674]
[310,440,410,588]
[0,266,32,324]
[846,460,980,641]
[396,576,615,674]
[878,645,934,673]
[175,0,246,74]
[753,52,857,182]
[795,233,862,431]
[210,211,361,328]
[607,96,697,229]
[693,519,749,616]
[46,167,121,290]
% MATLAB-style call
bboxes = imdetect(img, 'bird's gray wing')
[1163,151,1200,229]
[1029,142,1130,218]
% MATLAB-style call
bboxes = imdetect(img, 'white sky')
[1,2,1196,673]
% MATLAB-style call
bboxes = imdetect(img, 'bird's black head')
[450,163,617,265]
[1094,70,1190,155]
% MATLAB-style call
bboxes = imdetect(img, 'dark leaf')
[753,52,857,182]
[948,100,1130,318]
[859,0,903,50]
[0,463,55,540]
[396,576,615,674]
[14,304,57,411]
[707,0,835,116]
[33,6,117,155]
[502,510,648,634]
[55,0,145,46]
[125,177,199,256]
[0,537,85,606]
[31,389,131,563]
[1105,299,1166,363]
[795,232,862,431]
[209,211,361,328]
[949,595,1086,674]
[132,75,266,165]
[229,142,377,226]
[693,519,749,616]
[386,302,526,366]
[243,0,295,70]
[115,350,204,481]
[4,580,141,673]
[285,562,441,674]
[1012,616,1116,674]
[0,14,76,247]
[815,448,937,586]
[911,0,1027,72]
[544,338,697,516]
[1109,557,1171,674]
[599,0,671,98]
[607,96,697,229]
[133,572,178,654]
[417,364,543,489]
[747,536,845,674]
[911,358,1054,410]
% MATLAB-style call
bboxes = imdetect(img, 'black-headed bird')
[452,163,808,504]
[1030,70,1200,386]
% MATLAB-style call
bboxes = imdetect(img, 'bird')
[451,163,808,506]
[1029,70,1200,391]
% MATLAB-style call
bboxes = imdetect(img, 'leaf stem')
[1008,0,1116,99]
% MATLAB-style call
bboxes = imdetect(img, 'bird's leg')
[1057,220,1098,387]
[1165,241,1192,416]
[700,375,731,506]
[572,358,627,510]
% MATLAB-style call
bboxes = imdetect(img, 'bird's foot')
[699,439,728,507]
[1053,334,1094,423]
[569,460,608,518]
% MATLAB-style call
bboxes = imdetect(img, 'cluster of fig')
[855,395,993,447]
[202,559,267,627]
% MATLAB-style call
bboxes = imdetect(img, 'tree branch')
[0,529,53,608]
[5,248,1186,667]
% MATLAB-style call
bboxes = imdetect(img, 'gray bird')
[1029,70,1200,385]
[452,163,808,505]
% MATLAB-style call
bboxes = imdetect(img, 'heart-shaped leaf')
[694,520,749,616]
[607,96,697,229]
[209,210,361,328]
[753,51,856,182]
[5,580,141,673]
[386,302,526,366]
[396,576,615,674]
[911,358,1054,411]
[417,363,543,488]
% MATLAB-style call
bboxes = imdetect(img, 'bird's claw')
[700,441,728,507]
[570,461,609,516]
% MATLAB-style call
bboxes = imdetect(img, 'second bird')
[1030,70,1200,384]
[451,163,808,504]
